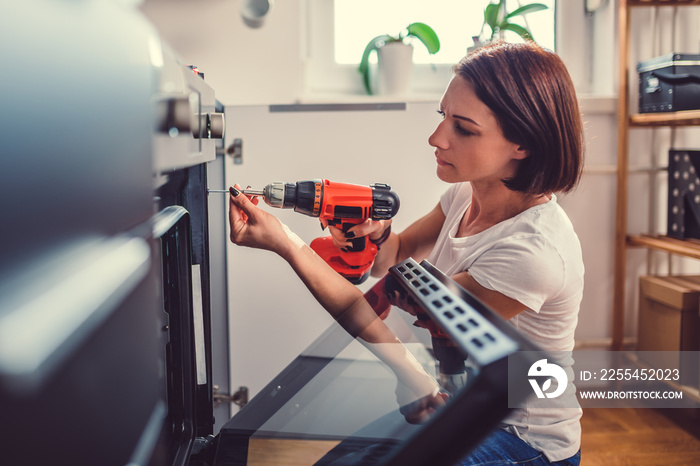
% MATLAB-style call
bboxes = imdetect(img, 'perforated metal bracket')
[388,258,519,367]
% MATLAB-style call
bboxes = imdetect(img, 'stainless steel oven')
[0,2,228,465]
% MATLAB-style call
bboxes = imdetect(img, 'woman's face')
[428,76,527,186]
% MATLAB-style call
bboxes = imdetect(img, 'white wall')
[141,0,699,398]
[222,103,449,396]
[140,0,305,105]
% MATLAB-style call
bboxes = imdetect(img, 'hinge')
[213,384,248,409]
[226,138,243,165]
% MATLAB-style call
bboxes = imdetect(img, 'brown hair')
[453,41,583,194]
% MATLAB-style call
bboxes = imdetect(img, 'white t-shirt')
[427,182,584,462]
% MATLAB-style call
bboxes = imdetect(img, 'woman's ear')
[513,145,529,161]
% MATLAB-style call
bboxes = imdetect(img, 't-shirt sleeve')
[466,235,565,313]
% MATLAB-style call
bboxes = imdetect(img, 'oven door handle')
[152,205,189,238]
[0,235,151,392]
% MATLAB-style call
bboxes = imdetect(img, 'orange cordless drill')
[243,179,400,284]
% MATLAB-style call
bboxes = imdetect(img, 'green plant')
[482,0,548,42]
[358,22,440,95]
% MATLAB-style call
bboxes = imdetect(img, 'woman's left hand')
[398,390,449,424]
[229,184,300,257]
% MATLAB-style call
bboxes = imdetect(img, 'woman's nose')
[428,122,447,150]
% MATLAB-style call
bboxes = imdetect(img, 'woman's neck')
[457,183,550,237]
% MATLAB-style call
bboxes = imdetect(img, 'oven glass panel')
[216,260,543,466]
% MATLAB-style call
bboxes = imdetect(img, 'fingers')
[244,185,260,207]
[229,188,246,243]
[229,184,264,226]
[347,219,391,242]
[228,185,246,226]
[324,219,390,250]
[326,224,351,248]
[386,289,419,316]
[229,185,256,217]
[400,392,446,424]
[229,184,261,243]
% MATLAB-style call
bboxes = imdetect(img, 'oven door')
[0,232,165,466]
[0,202,217,466]
[213,259,546,466]
[152,204,215,465]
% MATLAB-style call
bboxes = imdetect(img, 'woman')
[229,40,584,465]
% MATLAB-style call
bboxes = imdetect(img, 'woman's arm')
[229,187,365,321]
[450,271,527,320]
[229,187,410,346]
[369,203,446,277]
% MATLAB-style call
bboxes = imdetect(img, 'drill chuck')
[261,181,323,217]
[261,182,293,209]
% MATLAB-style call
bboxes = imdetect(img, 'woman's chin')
[435,165,456,183]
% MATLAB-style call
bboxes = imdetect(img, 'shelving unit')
[630,110,700,126]
[613,0,700,351]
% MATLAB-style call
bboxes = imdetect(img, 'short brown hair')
[453,41,583,194]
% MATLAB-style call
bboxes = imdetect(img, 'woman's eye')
[436,109,445,118]
[455,124,473,136]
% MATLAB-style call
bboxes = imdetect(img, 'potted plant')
[470,1,549,52]
[358,22,440,96]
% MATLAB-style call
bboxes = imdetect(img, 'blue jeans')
[459,428,581,466]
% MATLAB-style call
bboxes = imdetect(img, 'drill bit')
[208,188,264,196]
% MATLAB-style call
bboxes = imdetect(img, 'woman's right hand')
[321,218,391,251]
[229,184,299,257]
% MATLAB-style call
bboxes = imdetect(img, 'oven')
[0,1,228,465]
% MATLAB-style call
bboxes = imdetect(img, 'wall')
[138,0,630,398]
[221,103,449,397]
[140,0,305,105]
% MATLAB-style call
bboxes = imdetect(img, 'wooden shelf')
[630,110,700,127]
[627,235,700,259]
[628,0,700,6]
[613,0,700,350]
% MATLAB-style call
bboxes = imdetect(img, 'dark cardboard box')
[638,275,700,387]
[638,53,700,113]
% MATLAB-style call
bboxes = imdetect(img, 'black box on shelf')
[638,53,700,113]
[668,150,700,239]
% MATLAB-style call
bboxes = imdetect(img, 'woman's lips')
[435,155,452,166]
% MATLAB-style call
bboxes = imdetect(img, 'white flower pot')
[377,42,414,96]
